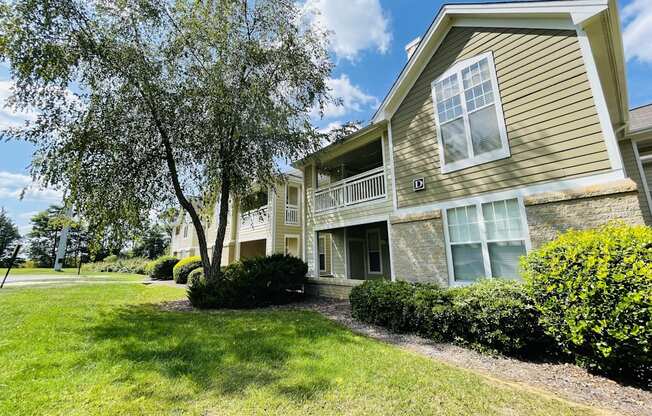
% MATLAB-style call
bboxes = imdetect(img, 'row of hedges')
[188,254,308,309]
[350,224,651,385]
[350,279,554,357]
[83,257,150,275]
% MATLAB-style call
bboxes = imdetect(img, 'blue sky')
[1,0,651,235]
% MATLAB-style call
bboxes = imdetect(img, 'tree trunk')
[208,177,231,281]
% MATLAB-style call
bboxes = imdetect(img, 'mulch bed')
[160,297,652,416]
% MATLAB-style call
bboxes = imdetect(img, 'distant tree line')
[1,206,172,268]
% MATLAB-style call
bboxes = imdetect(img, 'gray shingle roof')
[629,103,652,133]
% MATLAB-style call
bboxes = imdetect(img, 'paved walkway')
[0,273,185,288]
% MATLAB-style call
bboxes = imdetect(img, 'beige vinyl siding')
[392,27,611,208]
[621,138,652,224]
[273,181,303,255]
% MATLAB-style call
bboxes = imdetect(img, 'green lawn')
[0,281,602,415]
[1,267,144,281]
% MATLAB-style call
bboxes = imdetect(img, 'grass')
[0,267,144,281]
[0,281,603,415]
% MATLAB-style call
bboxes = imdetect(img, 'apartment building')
[293,0,652,298]
[170,170,304,264]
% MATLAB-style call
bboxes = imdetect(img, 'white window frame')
[284,234,301,258]
[366,228,383,275]
[183,224,189,239]
[442,195,531,286]
[318,235,326,272]
[431,51,510,174]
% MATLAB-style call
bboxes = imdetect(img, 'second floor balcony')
[314,167,386,212]
[240,206,268,230]
[313,138,386,213]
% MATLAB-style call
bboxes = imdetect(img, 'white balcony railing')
[285,205,300,225]
[314,167,386,213]
[240,206,268,230]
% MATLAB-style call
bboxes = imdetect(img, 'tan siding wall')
[273,181,303,255]
[392,27,611,208]
[621,138,652,225]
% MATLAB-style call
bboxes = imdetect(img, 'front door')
[348,239,366,280]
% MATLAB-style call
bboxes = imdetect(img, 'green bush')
[83,257,149,274]
[188,267,205,287]
[350,279,552,357]
[147,255,179,280]
[103,254,119,263]
[522,223,652,383]
[173,256,202,284]
[445,280,553,355]
[188,254,308,309]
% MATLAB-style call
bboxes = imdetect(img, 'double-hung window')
[318,236,326,272]
[366,229,382,274]
[432,52,509,173]
[445,198,529,283]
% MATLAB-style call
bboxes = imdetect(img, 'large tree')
[0,207,20,262]
[0,0,333,281]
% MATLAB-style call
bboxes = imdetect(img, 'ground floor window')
[445,197,528,282]
[366,229,382,274]
[285,235,300,258]
[318,236,326,272]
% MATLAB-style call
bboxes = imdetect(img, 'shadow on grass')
[80,304,359,402]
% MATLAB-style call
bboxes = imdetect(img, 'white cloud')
[319,121,343,134]
[303,0,391,61]
[622,0,652,64]
[0,171,63,204]
[318,74,378,119]
[0,80,36,129]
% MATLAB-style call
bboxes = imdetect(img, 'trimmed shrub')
[187,254,308,309]
[173,256,202,284]
[445,280,553,355]
[147,255,179,280]
[188,267,205,287]
[522,223,652,383]
[350,279,552,357]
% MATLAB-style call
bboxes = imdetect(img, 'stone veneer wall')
[524,179,646,249]
[305,278,362,299]
[389,212,449,286]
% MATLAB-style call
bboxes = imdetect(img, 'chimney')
[405,37,421,60]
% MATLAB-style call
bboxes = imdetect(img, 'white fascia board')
[373,0,608,124]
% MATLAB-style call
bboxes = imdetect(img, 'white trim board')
[394,170,625,215]
[313,214,391,232]
[632,140,652,218]
[576,27,624,172]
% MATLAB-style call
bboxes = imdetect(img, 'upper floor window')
[183,224,189,239]
[432,52,509,173]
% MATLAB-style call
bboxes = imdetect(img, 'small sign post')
[1,244,22,289]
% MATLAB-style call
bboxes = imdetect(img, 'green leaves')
[522,222,652,383]
[1,0,333,276]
